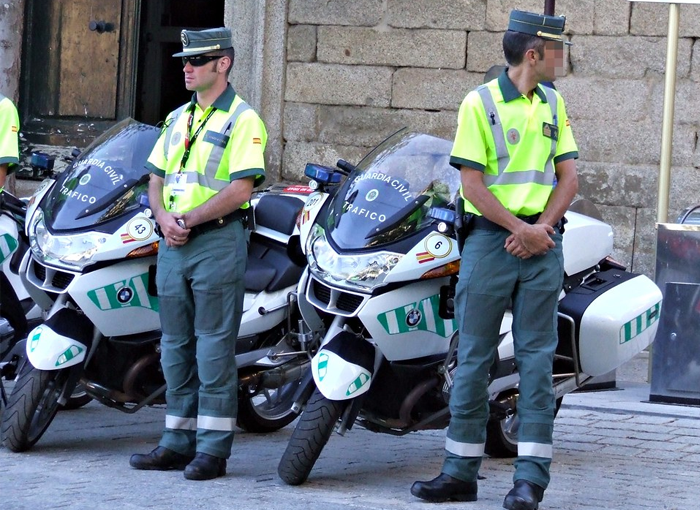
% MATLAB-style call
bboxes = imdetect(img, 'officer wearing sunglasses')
[130,27,266,481]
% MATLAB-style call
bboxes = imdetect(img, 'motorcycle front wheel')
[1,363,70,452]
[277,388,346,485]
[485,392,563,458]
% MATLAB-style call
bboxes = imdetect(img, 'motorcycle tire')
[1,363,69,452]
[277,388,346,486]
[485,394,563,458]
[237,377,301,433]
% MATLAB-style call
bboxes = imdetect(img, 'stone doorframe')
[227,0,287,182]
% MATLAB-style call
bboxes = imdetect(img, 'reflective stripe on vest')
[163,102,252,193]
[163,104,189,160]
[476,85,558,188]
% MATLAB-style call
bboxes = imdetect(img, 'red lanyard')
[179,105,216,170]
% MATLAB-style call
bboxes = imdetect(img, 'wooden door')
[21,0,139,146]
[28,0,121,119]
[58,0,121,118]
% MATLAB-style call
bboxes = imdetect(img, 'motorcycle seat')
[244,255,277,292]
[244,234,305,293]
[254,194,303,235]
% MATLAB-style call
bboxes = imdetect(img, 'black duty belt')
[156,209,247,240]
[469,213,566,234]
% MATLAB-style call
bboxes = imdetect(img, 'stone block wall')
[275,0,700,277]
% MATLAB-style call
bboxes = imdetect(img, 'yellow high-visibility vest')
[147,85,266,213]
[0,94,20,174]
[450,71,578,216]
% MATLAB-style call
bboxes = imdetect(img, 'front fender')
[26,308,93,370]
[312,331,375,401]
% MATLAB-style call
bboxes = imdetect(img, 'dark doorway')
[135,0,225,126]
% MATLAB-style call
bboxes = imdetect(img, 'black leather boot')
[503,479,545,510]
[183,452,227,480]
[129,446,194,471]
[411,473,478,502]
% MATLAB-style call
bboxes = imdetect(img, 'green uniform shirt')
[450,70,578,216]
[0,94,20,175]
[146,85,266,213]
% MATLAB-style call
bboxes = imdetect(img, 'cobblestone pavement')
[1,359,698,510]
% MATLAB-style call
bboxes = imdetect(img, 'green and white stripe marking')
[56,345,84,367]
[377,294,456,338]
[620,302,661,344]
[0,233,18,264]
[346,372,370,396]
[87,273,158,312]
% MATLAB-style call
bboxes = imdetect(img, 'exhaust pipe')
[239,359,310,389]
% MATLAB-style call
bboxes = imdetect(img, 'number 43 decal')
[121,218,154,244]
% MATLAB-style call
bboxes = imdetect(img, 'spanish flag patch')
[252,137,261,145]
[565,119,570,127]
[11,125,18,132]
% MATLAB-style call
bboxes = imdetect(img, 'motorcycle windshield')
[42,118,160,232]
[324,131,461,250]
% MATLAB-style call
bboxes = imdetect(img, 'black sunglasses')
[181,55,222,67]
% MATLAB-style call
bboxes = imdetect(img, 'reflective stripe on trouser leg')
[191,221,246,459]
[511,235,564,489]
[157,244,198,457]
[443,231,516,483]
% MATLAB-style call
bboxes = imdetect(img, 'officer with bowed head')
[411,9,578,510]
[129,27,266,480]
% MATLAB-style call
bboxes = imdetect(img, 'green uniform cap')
[172,27,232,57]
[508,10,571,45]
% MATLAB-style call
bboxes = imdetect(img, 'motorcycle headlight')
[306,225,402,291]
[29,210,107,270]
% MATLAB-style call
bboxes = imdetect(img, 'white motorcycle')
[0,191,41,402]
[1,118,312,452]
[277,130,663,485]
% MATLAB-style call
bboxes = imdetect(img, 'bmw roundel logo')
[79,174,91,186]
[406,308,422,328]
[117,287,134,304]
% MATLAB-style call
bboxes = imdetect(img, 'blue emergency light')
[304,163,343,185]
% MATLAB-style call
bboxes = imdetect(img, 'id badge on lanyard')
[171,172,187,196]
[169,106,216,208]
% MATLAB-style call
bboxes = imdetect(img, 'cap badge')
[180,30,189,46]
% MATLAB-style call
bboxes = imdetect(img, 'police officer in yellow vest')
[129,27,266,481]
[0,92,20,191]
[411,10,578,510]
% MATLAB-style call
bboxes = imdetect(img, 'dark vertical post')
[544,0,555,15]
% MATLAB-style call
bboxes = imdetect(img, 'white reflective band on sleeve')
[197,415,237,432]
[445,437,485,458]
[518,442,553,459]
[165,415,197,431]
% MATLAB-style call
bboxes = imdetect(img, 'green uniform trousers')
[443,228,564,489]
[156,220,246,459]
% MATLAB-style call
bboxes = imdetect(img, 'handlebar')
[0,192,27,218]
[335,159,355,176]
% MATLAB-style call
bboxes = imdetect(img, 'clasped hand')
[158,212,191,247]
[504,223,555,259]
